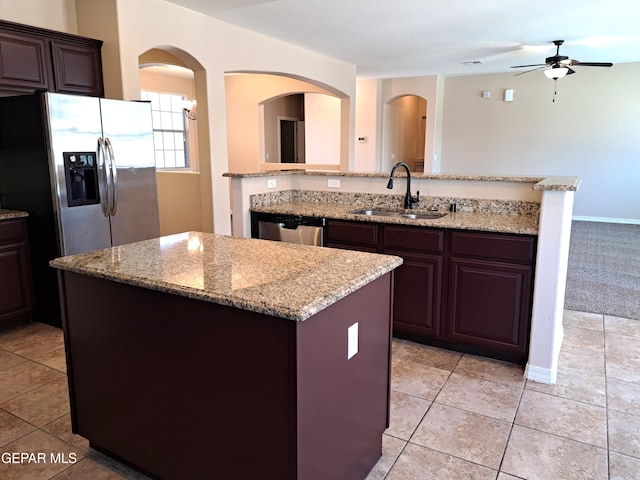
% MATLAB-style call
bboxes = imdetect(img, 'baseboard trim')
[524,364,557,385]
[573,215,640,225]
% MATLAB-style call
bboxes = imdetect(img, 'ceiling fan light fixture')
[544,66,569,79]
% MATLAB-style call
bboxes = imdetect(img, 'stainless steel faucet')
[387,162,420,209]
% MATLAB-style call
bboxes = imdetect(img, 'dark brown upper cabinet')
[0,19,104,97]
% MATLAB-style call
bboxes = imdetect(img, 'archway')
[224,72,349,172]
[138,47,213,234]
[384,95,427,173]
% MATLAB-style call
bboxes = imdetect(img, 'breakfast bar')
[50,232,402,480]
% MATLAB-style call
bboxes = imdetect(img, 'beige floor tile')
[558,343,606,376]
[501,425,608,480]
[497,473,522,480]
[386,442,497,480]
[0,323,52,346]
[0,429,80,480]
[33,348,67,373]
[0,327,65,361]
[453,354,526,387]
[365,434,406,480]
[0,361,64,403]
[386,391,431,440]
[608,410,640,458]
[605,315,640,338]
[393,341,462,371]
[515,389,607,447]
[525,367,606,407]
[0,348,27,373]
[563,310,604,331]
[607,377,640,415]
[391,358,450,401]
[606,352,640,384]
[0,409,37,446]
[41,414,89,452]
[563,325,605,351]
[410,403,511,470]
[609,452,640,480]
[1,377,70,427]
[434,372,522,422]
[606,332,640,358]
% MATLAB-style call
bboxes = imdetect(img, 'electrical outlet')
[328,179,340,188]
[347,322,358,359]
[267,179,276,189]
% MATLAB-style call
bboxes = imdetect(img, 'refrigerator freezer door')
[99,98,160,247]
[46,93,112,256]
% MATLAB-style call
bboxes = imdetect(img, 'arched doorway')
[224,72,349,172]
[384,95,427,173]
[138,48,213,234]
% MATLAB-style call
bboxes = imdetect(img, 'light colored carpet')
[564,221,640,320]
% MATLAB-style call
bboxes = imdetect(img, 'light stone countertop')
[50,232,403,321]
[251,201,539,235]
[0,209,28,221]
[223,170,581,191]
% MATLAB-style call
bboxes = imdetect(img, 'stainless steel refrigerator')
[0,92,160,325]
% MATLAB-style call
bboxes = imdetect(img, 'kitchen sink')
[399,212,447,219]
[350,209,402,217]
[349,209,447,220]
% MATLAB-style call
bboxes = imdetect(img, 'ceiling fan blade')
[511,63,547,68]
[566,67,576,75]
[514,65,546,76]
[570,61,613,67]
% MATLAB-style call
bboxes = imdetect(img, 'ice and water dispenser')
[63,152,100,207]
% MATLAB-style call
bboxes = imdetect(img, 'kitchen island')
[50,232,402,480]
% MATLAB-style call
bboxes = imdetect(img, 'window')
[141,91,189,169]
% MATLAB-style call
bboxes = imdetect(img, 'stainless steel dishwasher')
[252,212,325,246]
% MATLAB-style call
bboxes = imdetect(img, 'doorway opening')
[386,95,427,173]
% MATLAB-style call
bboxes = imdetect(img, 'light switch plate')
[328,178,340,188]
[347,322,358,359]
[267,179,276,189]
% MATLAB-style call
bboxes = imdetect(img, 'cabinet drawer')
[450,231,535,263]
[326,221,378,247]
[0,219,27,245]
[383,226,444,253]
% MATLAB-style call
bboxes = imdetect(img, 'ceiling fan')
[511,40,613,79]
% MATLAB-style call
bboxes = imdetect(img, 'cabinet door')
[326,221,378,250]
[387,249,442,338]
[447,257,532,361]
[0,220,34,325]
[0,31,50,91]
[50,39,104,97]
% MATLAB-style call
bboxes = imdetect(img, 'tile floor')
[0,309,638,479]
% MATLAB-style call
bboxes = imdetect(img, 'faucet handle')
[409,190,420,209]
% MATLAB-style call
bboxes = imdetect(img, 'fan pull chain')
[553,79,559,103]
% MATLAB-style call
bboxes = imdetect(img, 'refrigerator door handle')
[105,137,118,216]
[97,137,111,217]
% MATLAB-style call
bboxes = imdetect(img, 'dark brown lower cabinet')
[0,218,34,329]
[448,257,533,360]
[326,220,536,363]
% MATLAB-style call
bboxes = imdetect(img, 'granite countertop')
[223,170,581,191]
[0,209,29,221]
[50,232,403,321]
[251,201,539,235]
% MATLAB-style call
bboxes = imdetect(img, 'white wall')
[354,79,381,172]
[440,65,640,222]
[303,93,340,165]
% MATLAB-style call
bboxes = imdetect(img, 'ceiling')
[165,0,640,78]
